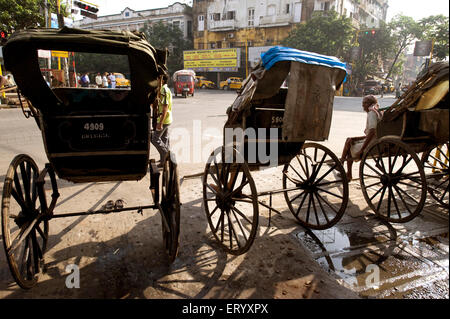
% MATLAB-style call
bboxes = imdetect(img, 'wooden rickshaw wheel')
[359,137,427,223]
[283,143,349,230]
[421,142,449,209]
[160,153,181,263]
[1,154,49,289]
[202,146,259,255]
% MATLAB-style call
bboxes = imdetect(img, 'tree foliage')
[352,22,396,84]
[419,15,449,60]
[0,0,70,33]
[281,11,353,59]
[385,14,422,80]
[140,20,193,75]
[0,0,44,33]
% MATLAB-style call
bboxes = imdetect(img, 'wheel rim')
[202,147,259,255]
[1,154,48,289]
[422,142,449,208]
[160,153,181,263]
[283,143,348,230]
[360,138,427,223]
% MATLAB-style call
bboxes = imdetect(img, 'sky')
[77,0,449,21]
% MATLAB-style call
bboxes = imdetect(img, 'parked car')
[363,80,382,95]
[113,72,130,88]
[196,76,215,89]
[220,77,243,90]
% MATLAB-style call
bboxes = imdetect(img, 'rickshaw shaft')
[50,205,159,218]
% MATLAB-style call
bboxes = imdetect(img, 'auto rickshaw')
[173,69,195,98]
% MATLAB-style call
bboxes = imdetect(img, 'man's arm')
[157,104,169,130]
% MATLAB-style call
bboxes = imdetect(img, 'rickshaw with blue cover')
[201,47,349,255]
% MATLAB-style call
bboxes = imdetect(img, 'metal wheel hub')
[296,180,316,192]
[216,191,235,211]
[15,208,39,227]
[380,172,402,187]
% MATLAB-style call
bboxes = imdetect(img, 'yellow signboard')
[184,49,238,61]
[51,50,69,58]
[185,59,238,68]
[183,48,240,71]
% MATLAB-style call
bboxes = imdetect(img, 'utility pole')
[45,0,48,28]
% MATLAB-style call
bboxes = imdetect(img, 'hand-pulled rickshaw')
[201,47,349,255]
[1,28,180,289]
[358,61,449,223]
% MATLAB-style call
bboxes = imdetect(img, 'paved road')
[0,90,447,299]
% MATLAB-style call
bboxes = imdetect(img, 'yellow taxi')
[195,76,216,89]
[113,72,130,88]
[220,77,243,90]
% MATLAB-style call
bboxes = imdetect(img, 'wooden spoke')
[369,184,386,201]
[313,191,330,224]
[288,190,306,204]
[230,206,253,225]
[376,185,387,213]
[314,164,338,185]
[310,193,320,226]
[288,163,306,182]
[230,209,248,242]
[376,144,387,173]
[294,191,309,217]
[315,191,340,215]
[316,187,344,199]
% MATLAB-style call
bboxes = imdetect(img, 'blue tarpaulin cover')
[261,46,347,74]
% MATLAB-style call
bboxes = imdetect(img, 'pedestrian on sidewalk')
[151,74,173,167]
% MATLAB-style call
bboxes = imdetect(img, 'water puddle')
[296,225,449,298]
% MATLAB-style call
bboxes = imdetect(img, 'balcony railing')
[259,14,291,26]
[209,19,236,30]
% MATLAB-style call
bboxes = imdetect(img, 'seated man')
[339,95,383,180]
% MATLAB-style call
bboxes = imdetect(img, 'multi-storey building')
[192,0,388,82]
[193,0,388,50]
[193,0,305,50]
[73,2,193,39]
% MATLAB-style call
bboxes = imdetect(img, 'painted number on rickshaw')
[271,116,283,125]
[83,123,104,131]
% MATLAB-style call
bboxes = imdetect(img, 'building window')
[187,20,192,37]
[226,11,235,20]
[198,42,204,49]
[173,20,180,29]
[268,5,276,16]
[125,12,130,17]
[198,15,204,32]
[286,4,290,14]
[209,42,216,49]
[248,8,255,26]
[216,41,222,48]
[212,13,220,21]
